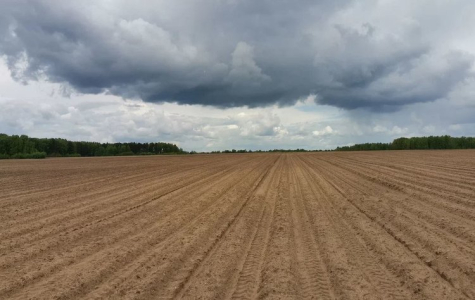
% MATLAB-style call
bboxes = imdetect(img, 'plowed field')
[1,151,474,299]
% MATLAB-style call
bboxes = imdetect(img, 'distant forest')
[336,135,475,151]
[0,133,184,159]
[2,133,475,159]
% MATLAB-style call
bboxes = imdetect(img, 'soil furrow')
[1,151,473,299]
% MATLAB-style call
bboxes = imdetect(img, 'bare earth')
[1,151,474,300]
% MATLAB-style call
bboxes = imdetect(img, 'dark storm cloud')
[0,0,473,109]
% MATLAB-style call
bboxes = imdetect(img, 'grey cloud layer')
[0,0,474,109]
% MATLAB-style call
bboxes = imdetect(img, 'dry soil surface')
[1,151,474,299]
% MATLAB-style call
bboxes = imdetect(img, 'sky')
[1,0,474,151]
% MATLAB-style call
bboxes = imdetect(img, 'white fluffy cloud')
[313,126,334,137]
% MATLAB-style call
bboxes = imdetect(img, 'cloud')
[227,42,271,86]
[1,0,474,110]
[313,126,334,136]
[372,125,407,135]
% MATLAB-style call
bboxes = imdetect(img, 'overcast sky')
[1,0,474,151]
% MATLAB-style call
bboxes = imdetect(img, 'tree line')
[0,133,184,159]
[202,148,327,154]
[335,135,475,151]
[2,133,474,159]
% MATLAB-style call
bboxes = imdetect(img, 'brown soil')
[1,151,474,299]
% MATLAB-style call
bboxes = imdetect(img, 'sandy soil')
[0,151,474,299]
